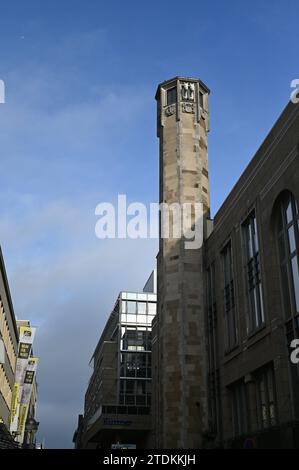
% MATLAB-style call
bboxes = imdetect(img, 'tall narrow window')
[277,192,299,318]
[254,364,277,429]
[167,87,177,106]
[277,192,299,418]
[243,212,264,332]
[207,263,220,433]
[230,381,249,437]
[222,242,238,349]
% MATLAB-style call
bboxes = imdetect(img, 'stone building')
[0,247,19,448]
[204,92,299,449]
[153,76,299,448]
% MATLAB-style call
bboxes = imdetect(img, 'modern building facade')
[0,247,19,448]
[153,76,299,448]
[77,273,157,448]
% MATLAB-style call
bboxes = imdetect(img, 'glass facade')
[119,292,156,408]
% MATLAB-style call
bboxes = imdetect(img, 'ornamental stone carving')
[165,104,176,117]
[181,82,195,101]
[182,102,195,114]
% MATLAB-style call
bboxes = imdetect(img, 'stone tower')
[153,77,211,448]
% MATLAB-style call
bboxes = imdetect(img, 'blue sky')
[0,0,298,448]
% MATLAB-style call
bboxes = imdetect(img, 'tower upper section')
[155,76,210,136]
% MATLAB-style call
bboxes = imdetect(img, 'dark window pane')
[288,225,296,253]
[167,87,177,106]
[286,198,293,224]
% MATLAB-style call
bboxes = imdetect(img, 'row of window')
[121,301,156,315]
[208,192,299,350]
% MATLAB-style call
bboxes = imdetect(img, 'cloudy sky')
[0,0,298,448]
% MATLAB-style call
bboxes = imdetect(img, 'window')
[254,364,277,429]
[243,212,265,332]
[137,302,146,314]
[230,381,249,437]
[207,263,221,433]
[222,243,238,349]
[277,192,299,417]
[167,87,177,106]
[148,303,156,315]
[121,327,151,352]
[277,192,299,318]
[199,91,204,108]
[127,301,136,314]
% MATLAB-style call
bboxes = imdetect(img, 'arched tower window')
[277,191,299,320]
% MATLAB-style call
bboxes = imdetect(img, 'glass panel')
[147,294,156,301]
[137,302,146,314]
[167,87,177,105]
[247,224,253,258]
[137,293,147,301]
[127,314,136,323]
[127,293,137,300]
[291,256,299,313]
[136,315,147,324]
[127,301,136,314]
[288,225,296,253]
[148,303,156,315]
[126,380,134,394]
[286,198,293,224]
[121,314,127,322]
[122,301,126,313]
[253,216,259,251]
[121,292,127,300]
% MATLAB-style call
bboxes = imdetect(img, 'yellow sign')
[10,384,20,423]
[18,403,28,436]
